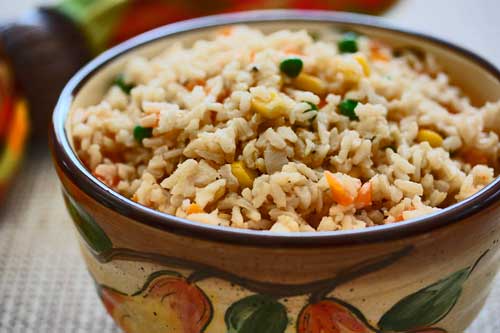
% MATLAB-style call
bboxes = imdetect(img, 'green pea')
[133,126,153,143]
[279,57,303,78]
[338,32,358,53]
[339,99,359,121]
[114,74,134,94]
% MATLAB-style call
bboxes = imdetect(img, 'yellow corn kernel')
[231,161,256,188]
[251,91,287,119]
[417,129,443,147]
[291,73,327,95]
[354,54,371,76]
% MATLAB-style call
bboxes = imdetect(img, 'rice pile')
[70,26,500,232]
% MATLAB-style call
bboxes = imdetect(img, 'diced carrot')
[355,182,372,208]
[462,149,488,166]
[186,203,204,215]
[324,171,354,206]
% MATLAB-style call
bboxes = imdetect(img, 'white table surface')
[0,1,499,332]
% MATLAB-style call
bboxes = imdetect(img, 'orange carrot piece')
[395,213,404,222]
[355,182,372,208]
[186,203,204,215]
[325,171,354,206]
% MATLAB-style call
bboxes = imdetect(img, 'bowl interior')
[56,11,500,245]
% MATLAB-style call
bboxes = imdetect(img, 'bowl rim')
[50,9,500,247]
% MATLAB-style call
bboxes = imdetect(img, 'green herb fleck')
[338,32,358,53]
[114,74,134,94]
[339,99,359,120]
[279,57,303,78]
[133,126,153,143]
[303,101,318,112]
[303,101,318,123]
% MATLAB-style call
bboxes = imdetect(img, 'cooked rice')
[70,26,500,232]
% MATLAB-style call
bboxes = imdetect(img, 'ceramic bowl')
[50,10,500,333]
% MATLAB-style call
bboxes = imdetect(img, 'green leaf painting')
[63,193,113,254]
[225,294,288,333]
[378,268,469,331]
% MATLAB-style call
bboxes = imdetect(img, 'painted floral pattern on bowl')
[64,191,489,333]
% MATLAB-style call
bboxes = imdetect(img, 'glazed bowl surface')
[50,10,500,333]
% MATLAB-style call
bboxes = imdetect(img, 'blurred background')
[0,1,499,332]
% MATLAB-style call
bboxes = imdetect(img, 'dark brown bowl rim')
[50,10,500,247]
